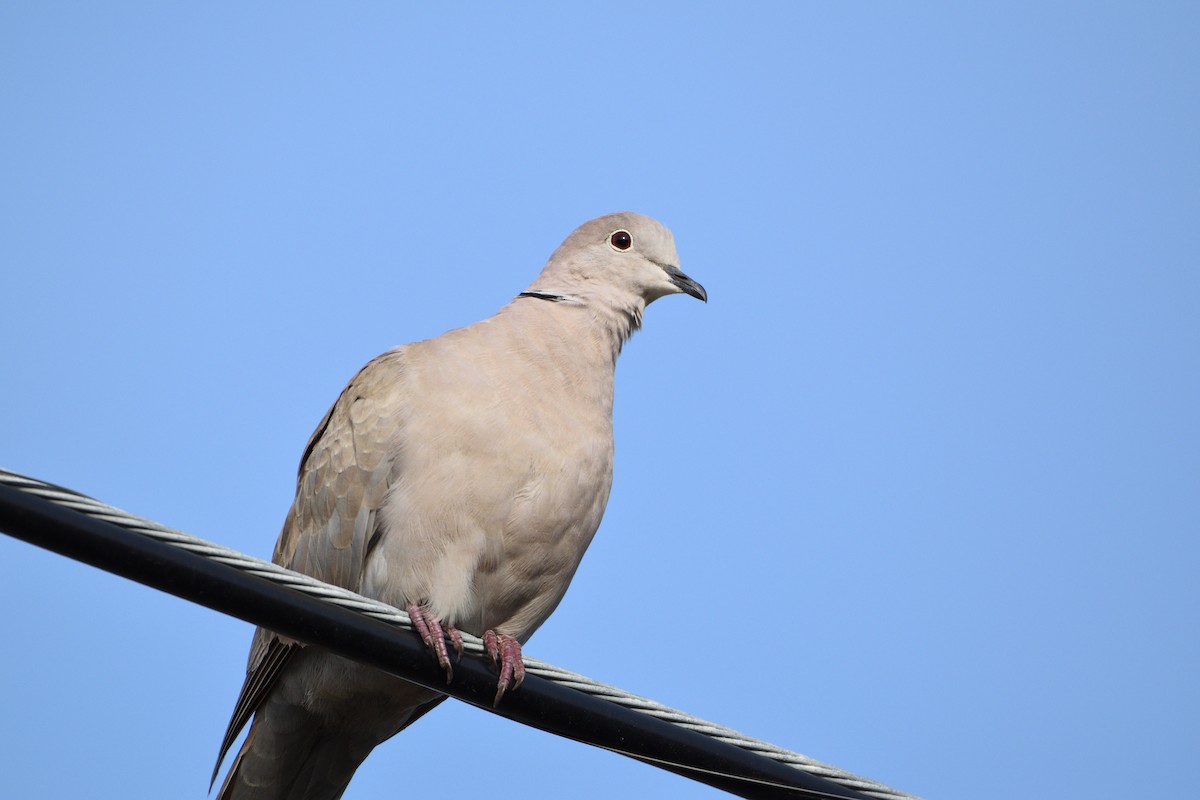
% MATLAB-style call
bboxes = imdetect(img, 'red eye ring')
[610,230,632,250]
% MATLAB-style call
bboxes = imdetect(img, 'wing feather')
[212,350,408,783]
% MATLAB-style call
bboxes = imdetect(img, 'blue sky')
[2,3,1197,799]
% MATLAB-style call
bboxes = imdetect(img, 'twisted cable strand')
[0,467,918,800]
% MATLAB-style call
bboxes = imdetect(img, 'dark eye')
[610,230,632,251]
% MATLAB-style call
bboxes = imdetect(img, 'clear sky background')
[2,4,1197,799]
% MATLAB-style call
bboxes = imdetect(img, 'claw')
[482,630,525,707]
[406,604,460,684]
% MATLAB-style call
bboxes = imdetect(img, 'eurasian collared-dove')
[212,212,706,800]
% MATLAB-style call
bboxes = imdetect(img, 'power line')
[0,467,919,800]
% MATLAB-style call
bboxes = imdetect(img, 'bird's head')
[528,212,707,308]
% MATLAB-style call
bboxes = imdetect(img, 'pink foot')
[482,630,525,707]
[406,604,463,684]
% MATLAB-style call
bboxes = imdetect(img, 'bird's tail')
[214,696,375,800]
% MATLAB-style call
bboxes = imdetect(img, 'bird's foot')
[406,604,463,684]
[482,630,525,707]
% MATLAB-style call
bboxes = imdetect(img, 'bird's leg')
[482,630,525,707]
[406,604,463,684]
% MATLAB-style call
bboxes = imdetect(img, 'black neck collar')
[518,291,571,302]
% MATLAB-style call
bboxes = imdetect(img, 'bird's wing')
[212,350,407,784]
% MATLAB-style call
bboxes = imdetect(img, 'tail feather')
[212,649,442,799]
[216,701,423,800]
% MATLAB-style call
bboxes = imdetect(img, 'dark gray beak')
[662,264,708,303]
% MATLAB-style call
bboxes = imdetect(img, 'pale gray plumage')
[212,212,705,800]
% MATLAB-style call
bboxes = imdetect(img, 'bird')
[211,212,706,799]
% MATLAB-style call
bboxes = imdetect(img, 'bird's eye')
[609,230,633,251]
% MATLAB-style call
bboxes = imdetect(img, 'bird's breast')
[367,334,617,637]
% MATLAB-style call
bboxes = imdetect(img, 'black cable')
[0,482,875,800]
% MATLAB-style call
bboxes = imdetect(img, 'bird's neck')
[501,290,645,368]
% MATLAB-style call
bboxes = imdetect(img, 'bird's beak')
[662,264,708,303]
